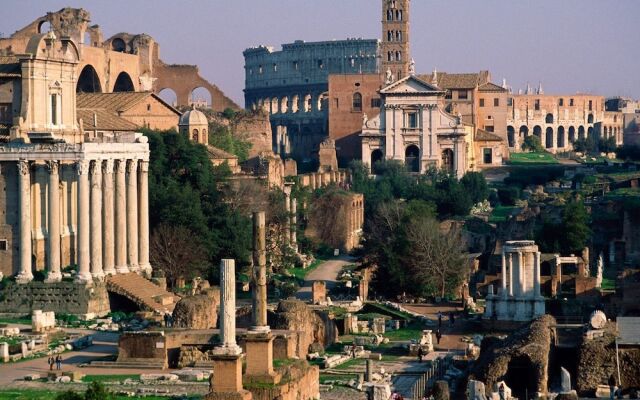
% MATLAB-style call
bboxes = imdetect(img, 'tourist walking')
[437,312,442,328]
[55,354,62,370]
[608,375,617,400]
[417,347,424,363]
[48,356,54,371]
[435,329,442,345]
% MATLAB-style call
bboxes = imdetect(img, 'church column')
[45,161,62,283]
[114,159,128,273]
[16,160,33,284]
[138,160,151,275]
[102,160,116,276]
[75,160,92,284]
[89,160,104,280]
[126,159,139,272]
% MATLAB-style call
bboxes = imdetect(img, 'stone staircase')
[106,273,180,314]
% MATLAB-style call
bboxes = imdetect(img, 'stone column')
[138,161,151,275]
[90,160,104,280]
[126,159,139,272]
[290,197,297,251]
[251,212,268,330]
[284,188,291,246]
[16,160,33,284]
[501,252,507,297]
[102,160,116,276]
[114,160,128,273]
[75,160,92,284]
[218,259,240,353]
[508,253,513,297]
[534,251,541,298]
[45,161,62,283]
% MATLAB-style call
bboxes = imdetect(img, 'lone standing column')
[219,259,240,353]
[126,159,139,272]
[534,251,541,297]
[114,160,128,274]
[45,161,62,283]
[508,253,514,297]
[90,160,104,280]
[283,188,291,246]
[75,160,92,284]
[16,160,33,284]
[102,160,116,276]
[501,252,507,297]
[251,212,268,329]
[138,160,151,275]
[290,197,297,252]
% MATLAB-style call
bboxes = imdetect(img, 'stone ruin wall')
[118,331,167,368]
[246,361,320,400]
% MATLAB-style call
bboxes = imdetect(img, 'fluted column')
[89,160,104,280]
[16,160,33,284]
[45,161,62,283]
[114,159,128,273]
[102,160,116,276]
[138,160,151,275]
[219,259,241,353]
[126,160,139,272]
[75,160,92,284]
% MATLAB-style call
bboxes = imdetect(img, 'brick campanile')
[381,0,411,81]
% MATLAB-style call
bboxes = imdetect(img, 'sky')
[3,0,639,106]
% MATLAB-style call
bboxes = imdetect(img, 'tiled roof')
[475,129,504,142]
[206,145,237,160]
[0,56,21,78]
[618,317,640,345]
[76,92,153,113]
[478,82,507,92]
[418,71,489,90]
[77,109,139,131]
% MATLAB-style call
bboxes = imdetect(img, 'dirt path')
[296,256,355,301]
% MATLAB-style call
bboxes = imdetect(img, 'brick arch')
[153,63,239,112]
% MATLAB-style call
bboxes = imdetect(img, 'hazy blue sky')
[4,1,639,105]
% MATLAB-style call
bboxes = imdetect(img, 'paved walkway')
[296,256,355,301]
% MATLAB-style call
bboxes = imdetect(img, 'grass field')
[285,257,326,281]
[81,374,140,383]
[508,152,558,165]
[488,205,519,223]
[383,320,424,341]
[0,389,183,400]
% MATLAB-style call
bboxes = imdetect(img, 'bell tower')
[381,0,410,82]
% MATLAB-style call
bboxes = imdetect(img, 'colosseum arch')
[291,95,300,113]
[113,72,134,92]
[77,64,102,93]
[280,96,289,114]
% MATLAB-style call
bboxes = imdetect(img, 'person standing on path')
[608,375,617,400]
[435,329,442,345]
[437,312,442,328]
[48,356,54,371]
[55,355,62,370]
[499,383,505,400]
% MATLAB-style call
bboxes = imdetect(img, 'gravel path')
[296,256,355,301]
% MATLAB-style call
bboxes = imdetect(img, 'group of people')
[47,354,63,371]
[163,313,174,328]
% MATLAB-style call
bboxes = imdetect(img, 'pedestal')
[483,296,494,318]
[497,297,508,319]
[244,331,281,384]
[533,297,545,317]
[208,352,252,400]
[514,299,527,321]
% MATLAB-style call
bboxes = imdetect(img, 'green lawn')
[0,389,183,400]
[286,257,326,281]
[508,152,558,165]
[0,316,31,325]
[605,188,640,198]
[489,205,519,223]
[81,374,140,383]
[333,358,365,370]
[319,374,358,384]
[383,320,424,341]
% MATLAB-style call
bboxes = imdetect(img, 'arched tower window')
[352,92,362,112]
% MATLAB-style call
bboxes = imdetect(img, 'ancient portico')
[484,240,545,321]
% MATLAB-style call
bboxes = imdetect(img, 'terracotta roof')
[478,82,507,92]
[77,109,139,131]
[418,71,489,90]
[76,92,180,115]
[206,145,237,160]
[475,129,504,142]
[0,56,21,78]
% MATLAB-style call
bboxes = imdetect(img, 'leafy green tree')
[460,172,489,204]
[561,199,591,254]
[522,135,544,152]
[616,144,640,161]
[573,137,595,153]
[598,136,617,153]
[84,381,110,400]
[208,124,252,162]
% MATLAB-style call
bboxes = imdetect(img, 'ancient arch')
[545,113,554,124]
[304,94,312,113]
[353,92,363,112]
[38,20,52,34]
[111,37,126,52]
[533,125,542,139]
[113,71,134,92]
[507,126,515,147]
[441,148,454,173]
[568,126,576,142]
[545,127,553,149]
[76,64,102,93]
[280,96,289,114]
[519,125,529,138]
[578,126,585,140]
[587,127,594,138]
[271,98,278,114]
[557,126,565,148]
[190,87,212,108]
[192,128,199,142]
[371,149,384,172]
[291,95,299,113]
[406,145,420,173]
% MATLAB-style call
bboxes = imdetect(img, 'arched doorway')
[533,125,542,139]
[158,88,177,107]
[371,149,384,174]
[441,149,454,173]
[587,127,594,139]
[190,87,212,109]
[113,72,134,92]
[405,145,420,173]
[76,65,102,93]
[557,126,565,149]
[578,126,585,140]
[545,127,554,149]
[587,114,594,124]
[507,126,515,147]
[545,113,554,124]
[568,126,576,143]
[519,125,529,139]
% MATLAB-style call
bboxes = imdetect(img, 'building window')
[273,63,278,72]
[147,104,151,111]
[371,98,381,108]
[258,65,263,74]
[487,115,493,120]
[507,97,513,106]
[50,94,59,126]
[559,98,564,106]
[334,98,339,109]
[407,112,418,129]
[318,60,324,69]
[570,98,574,106]
[0,239,7,251]
[483,148,493,164]
[293,61,298,70]
[352,92,362,112]
[458,90,468,100]
[589,100,593,111]
[485,126,494,132]
[494,98,499,107]
[479,99,485,107]
[534,99,540,111]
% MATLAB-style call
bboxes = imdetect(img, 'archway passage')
[158,88,178,107]
[190,87,212,109]
[405,145,420,173]
[557,126,565,148]
[533,125,542,139]
[113,72,134,92]
[504,355,539,400]
[371,149,384,173]
[507,126,516,147]
[77,65,102,93]
[441,148,454,173]
[568,126,576,143]
[545,127,554,149]
[587,127,594,139]
[578,126,585,140]
[38,20,51,34]
[519,125,529,140]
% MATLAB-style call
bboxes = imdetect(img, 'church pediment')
[380,75,444,95]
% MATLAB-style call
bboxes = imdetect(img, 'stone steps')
[106,273,180,314]
[90,359,166,369]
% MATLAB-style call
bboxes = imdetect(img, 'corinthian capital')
[76,160,89,176]
[115,159,127,174]
[17,160,30,176]
[90,160,102,176]
[139,160,149,173]
[46,160,59,175]
[126,159,138,173]
[103,159,114,174]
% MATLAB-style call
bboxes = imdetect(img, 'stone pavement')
[296,256,355,301]
[401,303,470,351]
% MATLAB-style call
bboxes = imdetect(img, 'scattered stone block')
[595,385,611,398]
[24,374,40,381]
[62,371,85,382]
[55,376,71,383]
[32,310,56,333]
[0,342,8,362]
[369,353,382,361]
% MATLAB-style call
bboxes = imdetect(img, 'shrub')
[497,187,520,206]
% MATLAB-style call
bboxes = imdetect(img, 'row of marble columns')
[306,170,349,190]
[15,158,150,284]
[499,250,541,299]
